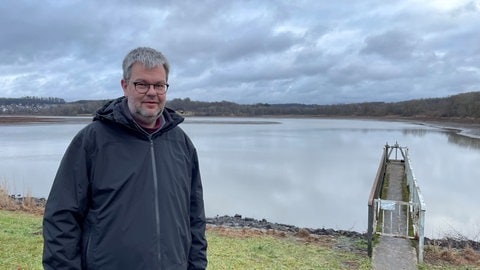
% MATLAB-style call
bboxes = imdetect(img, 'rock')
[205,215,367,239]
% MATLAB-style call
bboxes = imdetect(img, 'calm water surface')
[0,117,479,239]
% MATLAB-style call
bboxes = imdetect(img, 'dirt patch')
[0,191,45,215]
[0,116,62,124]
[0,116,91,125]
[207,225,339,250]
[207,215,366,254]
[424,245,480,268]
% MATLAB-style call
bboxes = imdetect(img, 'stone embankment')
[4,195,480,252]
[8,195,47,207]
[212,214,480,253]
[207,214,368,254]
[207,214,364,238]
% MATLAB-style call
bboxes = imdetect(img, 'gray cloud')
[361,30,420,60]
[1,0,479,104]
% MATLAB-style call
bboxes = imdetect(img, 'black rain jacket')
[43,97,207,269]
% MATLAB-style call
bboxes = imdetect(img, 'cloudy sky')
[1,0,479,105]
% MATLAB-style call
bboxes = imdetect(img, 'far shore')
[1,115,479,139]
[0,115,92,124]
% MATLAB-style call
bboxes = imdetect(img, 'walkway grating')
[372,160,418,270]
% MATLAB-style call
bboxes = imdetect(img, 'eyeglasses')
[132,82,169,94]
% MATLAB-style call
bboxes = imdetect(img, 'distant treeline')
[1,91,480,120]
[0,96,65,105]
[0,97,106,115]
[168,91,480,120]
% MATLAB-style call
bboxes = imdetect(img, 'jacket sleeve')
[42,131,91,270]
[188,149,208,270]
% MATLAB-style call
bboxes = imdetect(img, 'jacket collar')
[94,96,184,134]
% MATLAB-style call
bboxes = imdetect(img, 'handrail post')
[367,205,374,256]
[418,208,425,263]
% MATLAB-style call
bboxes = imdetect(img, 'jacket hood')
[94,96,184,132]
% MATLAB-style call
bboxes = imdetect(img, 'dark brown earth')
[0,116,61,124]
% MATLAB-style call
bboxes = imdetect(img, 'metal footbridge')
[367,143,426,267]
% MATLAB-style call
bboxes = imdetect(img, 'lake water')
[1,117,479,240]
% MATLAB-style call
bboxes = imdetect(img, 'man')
[43,47,207,269]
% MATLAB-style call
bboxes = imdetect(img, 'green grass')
[0,210,44,270]
[3,209,478,269]
[207,230,371,269]
[0,210,371,269]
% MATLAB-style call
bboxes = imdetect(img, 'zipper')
[149,137,162,265]
[127,115,174,266]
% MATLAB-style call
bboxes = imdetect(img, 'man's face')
[121,62,167,127]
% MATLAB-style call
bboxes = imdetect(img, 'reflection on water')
[402,128,428,137]
[447,132,480,149]
[0,118,479,239]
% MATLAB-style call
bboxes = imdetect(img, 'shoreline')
[0,115,92,125]
[2,115,479,142]
[206,214,480,251]
[3,197,479,252]
[2,193,480,251]
[418,120,480,139]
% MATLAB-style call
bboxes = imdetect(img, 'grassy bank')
[2,210,480,269]
[0,210,44,269]
[1,183,479,269]
[0,210,371,269]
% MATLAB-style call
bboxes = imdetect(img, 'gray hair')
[122,47,170,81]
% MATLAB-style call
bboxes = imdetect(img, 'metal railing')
[367,143,426,263]
[404,145,426,263]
